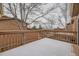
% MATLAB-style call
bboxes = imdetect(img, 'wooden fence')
[0,30,77,52]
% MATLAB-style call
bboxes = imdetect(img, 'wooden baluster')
[16,33,18,46]
[0,34,3,52]
[17,34,20,45]
[17,33,20,46]
[11,33,15,49]
[2,34,5,51]
[9,33,11,49]
[6,34,9,50]
[4,34,7,50]
[21,33,23,44]
[9,34,12,49]
[0,35,1,52]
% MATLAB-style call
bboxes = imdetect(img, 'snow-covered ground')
[0,38,76,56]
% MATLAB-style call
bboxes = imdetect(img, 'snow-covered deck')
[0,38,76,56]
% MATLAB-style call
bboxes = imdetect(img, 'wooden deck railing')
[0,30,77,52]
[0,30,40,52]
[39,30,77,44]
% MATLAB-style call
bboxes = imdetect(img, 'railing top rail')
[0,30,77,34]
[0,30,77,32]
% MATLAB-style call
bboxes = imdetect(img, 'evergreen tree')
[32,26,37,30]
[39,25,42,29]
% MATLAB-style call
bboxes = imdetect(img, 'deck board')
[0,38,78,56]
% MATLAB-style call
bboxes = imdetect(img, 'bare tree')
[3,3,48,29]
[3,3,67,29]
[3,3,22,29]
[0,3,3,16]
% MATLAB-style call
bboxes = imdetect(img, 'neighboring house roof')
[0,16,14,20]
[0,15,27,30]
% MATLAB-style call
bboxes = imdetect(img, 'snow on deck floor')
[0,38,75,56]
